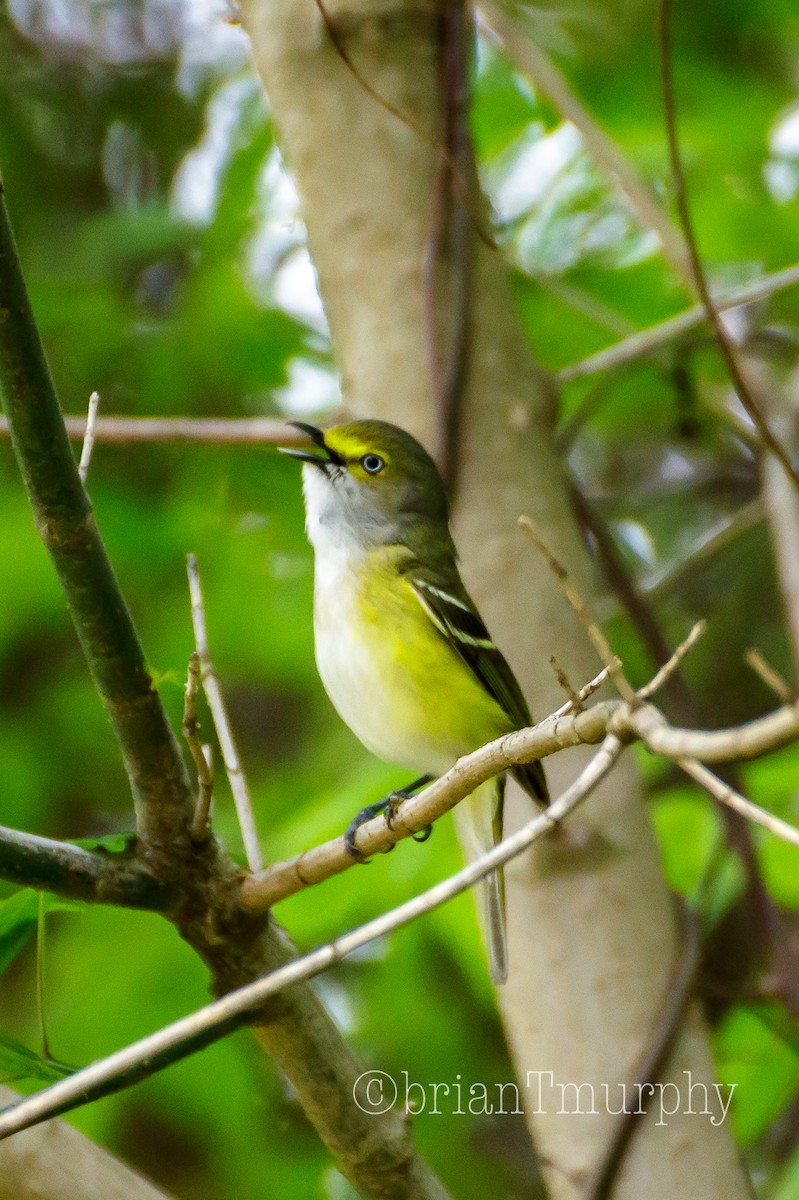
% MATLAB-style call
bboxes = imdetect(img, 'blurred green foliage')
[1,0,799,1196]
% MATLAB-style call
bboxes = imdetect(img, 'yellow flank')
[344,546,510,771]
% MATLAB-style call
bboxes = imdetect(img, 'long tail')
[453,778,508,986]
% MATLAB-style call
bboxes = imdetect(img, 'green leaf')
[0,1035,74,1084]
[71,832,137,856]
[650,785,722,896]
[714,1002,799,1145]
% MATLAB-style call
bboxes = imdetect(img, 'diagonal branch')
[557,261,799,386]
[0,184,193,860]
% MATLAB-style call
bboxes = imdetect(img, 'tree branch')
[0,827,173,910]
[0,182,452,1200]
[557,261,799,386]
[0,737,623,1144]
[0,415,302,444]
[241,683,799,913]
[240,700,617,911]
[0,184,193,859]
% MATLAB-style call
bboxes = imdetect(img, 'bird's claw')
[344,776,435,861]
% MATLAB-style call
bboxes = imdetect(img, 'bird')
[281,418,548,984]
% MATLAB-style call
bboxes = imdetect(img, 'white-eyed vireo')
[282,419,548,985]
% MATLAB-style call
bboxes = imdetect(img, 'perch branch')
[0,737,623,1143]
[242,684,799,913]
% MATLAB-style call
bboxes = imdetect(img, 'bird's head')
[280,419,450,551]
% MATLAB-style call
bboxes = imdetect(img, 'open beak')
[278,422,343,468]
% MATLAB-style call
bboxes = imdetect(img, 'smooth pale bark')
[0,1086,172,1200]
[241,3,749,1196]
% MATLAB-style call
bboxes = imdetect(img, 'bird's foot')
[344,775,434,861]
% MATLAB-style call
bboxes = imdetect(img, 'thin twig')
[557,262,799,386]
[549,655,583,712]
[678,758,799,849]
[77,391,100,483]
[0,416,304,444]
[638,620,706,700]
[0,737,623,1143]
[568,477,694,713]
[659,0,799,493]
[745,649,797,704]
[518,514,640,706]
[186,555,262,872]
[183,652,215,842]
[544,666,611,720]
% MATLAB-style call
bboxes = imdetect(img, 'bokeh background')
[2,0,799,1196]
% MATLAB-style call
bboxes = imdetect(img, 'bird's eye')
[361,454,385,475]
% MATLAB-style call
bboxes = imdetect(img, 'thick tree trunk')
[241,2,749,1196]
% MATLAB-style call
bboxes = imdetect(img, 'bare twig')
[678,758,799,850]
[568,478,695,713]
[746,649,796,704]
[0,416,304,444]
[183,652,215,842]
[557,262,799,385]
[479,3,692,285]
[638,620,706,701]
[186,555,262,872]
[77,391,100,483]
[0,737,623,1144]
[549,655,583,712]
[544,666,611,720]
[628,702,799,764]
[518,514,640,706]
[659,0,799,492]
